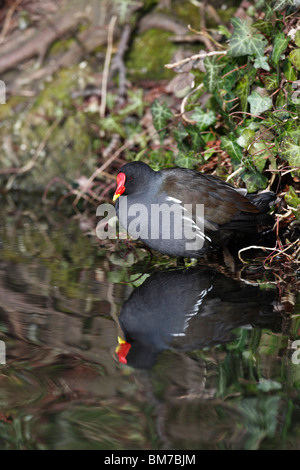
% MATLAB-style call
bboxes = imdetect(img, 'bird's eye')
[128,176,134,182]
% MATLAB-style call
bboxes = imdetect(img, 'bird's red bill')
[116,337,131,364]
[113,172,126,201]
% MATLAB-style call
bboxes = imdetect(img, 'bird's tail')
[247,191,277,213]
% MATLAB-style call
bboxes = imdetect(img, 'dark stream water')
[0,199,299,450]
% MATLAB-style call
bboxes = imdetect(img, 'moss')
[0,65,98,191]
[171,0,200,30]
[216,7,237,24]
[126,29,177,81]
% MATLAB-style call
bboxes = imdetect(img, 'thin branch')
[0,0,23,46]
[238,239,300,264]
[180,83,204,124]
[165,50,227,69]
[109,23,131,104]
[100,15,118,119]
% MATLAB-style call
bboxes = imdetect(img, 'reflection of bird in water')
[116,267,281,369]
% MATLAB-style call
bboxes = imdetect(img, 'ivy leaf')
[252,20,273,37]
[185,124,205,151]
[295,30,300,47]
[175,151,198,169]
[203,56,224,92]
[237,129,256,149]
[261,73,278,91]
[217,24,231,39]
[248,141,273,172]
[241,170,268,192]
[272,0,294,11]
[253,55,270,71]
[235,71,254,112]
[119,89,144,117]
[100,116,126,138]
[272,32,290,65]
[247,91,272,116]
[228,18,267,58]
[284,186,300,219]
[257,379,282,392]
[289,49,300,70]
[190,109,216,131]
[279,136,300,174]
[283,58,297,81]
[151,100,173,141]
[221,62,238,92]
[220,135,243,165]
[173,124,189,153]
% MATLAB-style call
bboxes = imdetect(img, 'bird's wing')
[159,169,258,229]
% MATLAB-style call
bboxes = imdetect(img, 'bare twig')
[187,25,226,50]
[180,83,204,124]
[165,50,227,69]
[103,134,121,159]
[0,0,23,46]
[238,239,300,265]
[225,166,244,182]
[109,23,132,104]
[100,15,118,119]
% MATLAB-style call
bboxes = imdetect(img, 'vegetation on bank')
[0,0,299,265]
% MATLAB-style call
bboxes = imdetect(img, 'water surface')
[0,199,299,450]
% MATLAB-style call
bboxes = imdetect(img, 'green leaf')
[228,18,267,58]
[100,116,126,138]
[151,100,173,141]
[248,141,272,172]
[289,49,300,70]
[295,30,300,47]
[217,24,231,39]
[272,32,290,65]
[235,76,251,112]
[175,151,198,169]
[220,135,243,164]
[129,273,150,288]
[253,55,270,71]
[247,91,272,116]
[283,58,297,81]
[119,89,144,117]
[284,186,300,219]
[203,56,224,92]
[284,186,300,209]
[220,62,238,92]
[252,20,273,37]
[273,0,294,11]
[275,90,286,109]
[190,109,216,131]
[241,170,268,192]
[186,124,205,151]
[257,379,282,392]
[279,136,300,171]
[261,73,278,91]
[173,123,189,153]
[237,128,256,148]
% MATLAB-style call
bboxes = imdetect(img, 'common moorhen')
[113,161,276,257]
[116,267,281,368]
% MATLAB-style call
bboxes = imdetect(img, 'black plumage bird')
[113,162,275,258]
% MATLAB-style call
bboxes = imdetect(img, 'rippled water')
[0,199,299,450]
